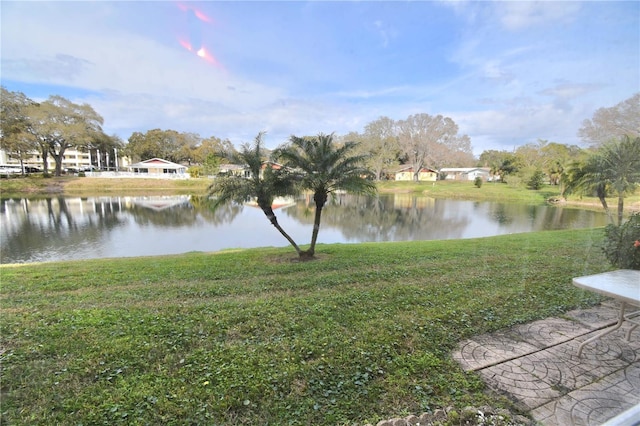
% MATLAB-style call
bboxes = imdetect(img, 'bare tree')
[578,93,640,147]
[397,113,470,181]
[361,116,400,180]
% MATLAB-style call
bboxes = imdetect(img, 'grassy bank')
[3,176,639,211]
[0,176,210,198]
[1,229,611,425]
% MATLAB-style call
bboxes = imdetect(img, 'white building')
[128,158,188,176]
[0,147,130,172]
[439,167,491,181]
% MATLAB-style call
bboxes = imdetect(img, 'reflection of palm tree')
[190,195,243,226]
[284,194,470,242]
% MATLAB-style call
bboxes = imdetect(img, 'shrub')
[527,170,546,190]
[474,176,483,188]
[602,213,640,270]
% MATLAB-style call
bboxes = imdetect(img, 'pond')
[0,194,608,264]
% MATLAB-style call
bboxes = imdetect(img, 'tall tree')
[0,87,39,173]
[29,96,105,176]
[208,133,303,255]
[274,133,376,258]
[89,133,125,170]
[361,116,401,180]
[539,142,585,187]
[190,135,236,170]
[125,129,198,163]
[397,113,470,181]
[497,153,522,184]
[578,93,640,147]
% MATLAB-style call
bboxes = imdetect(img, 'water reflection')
[0,194,608,264]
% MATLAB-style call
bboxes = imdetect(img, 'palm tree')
[208,133,303,255]
[564,155,613,223]
[600,135,640,225]
[274,133,377,259]
[564,136,640,225]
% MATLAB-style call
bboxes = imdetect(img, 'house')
[439,167,491,181]
[128,158,188,176]
[219,161,285,179]
[219,163,248,177]
[394,166,438,182]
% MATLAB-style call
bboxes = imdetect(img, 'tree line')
[2,86,638,189]
[0,87,238,177]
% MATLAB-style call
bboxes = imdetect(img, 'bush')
[474,176,483,188]
[527,170,546,190]
[602,213,640,270]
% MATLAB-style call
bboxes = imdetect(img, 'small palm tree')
[208,133,303,255]
[274,133,377,259]
[600,136,640,225]
[564,136,640,225]
[564,154,614,223]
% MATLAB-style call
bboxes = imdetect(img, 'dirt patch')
[44,181,65,194]
[265,252,329,264]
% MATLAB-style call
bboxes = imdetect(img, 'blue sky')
[1,1,638,156]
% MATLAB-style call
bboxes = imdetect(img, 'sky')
[1,1,638,156]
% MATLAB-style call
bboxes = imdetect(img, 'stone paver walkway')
[453,302,640,425]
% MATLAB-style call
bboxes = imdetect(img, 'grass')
[0,175,210,198]
[378,180,640,209]
[1,228,612,425]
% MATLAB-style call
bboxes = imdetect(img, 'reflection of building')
[439,167,491,181]
[128,195,191,211]
[393,194,436,209]
[394,167,438,181]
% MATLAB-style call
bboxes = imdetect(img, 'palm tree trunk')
[262,207,302,255]
[305,191,328,258]
[597,185,614,224]
[617,196,624,226]
[306,203,324,258]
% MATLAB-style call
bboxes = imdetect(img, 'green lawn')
[1,229,611,425]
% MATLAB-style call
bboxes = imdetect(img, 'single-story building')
[218,161,286,179]
[128,158,188,176]
[219,163,248,177]
[439,167,491,181]
[394,166,438,182]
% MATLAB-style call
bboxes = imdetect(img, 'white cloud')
[1,1,637,157]
[497,1,581,31]
[453,99,586,154]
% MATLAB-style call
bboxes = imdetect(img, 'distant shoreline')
[1,175,639,212]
